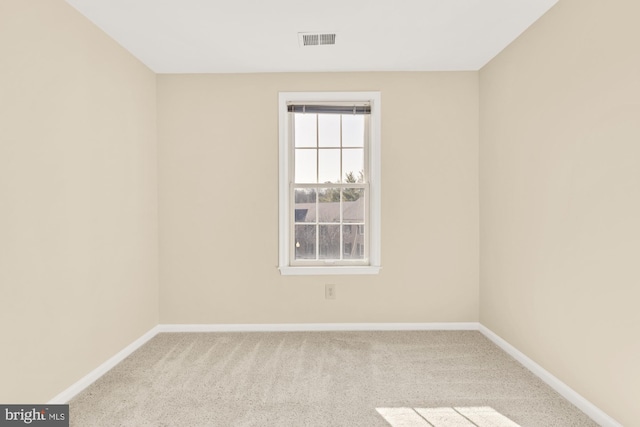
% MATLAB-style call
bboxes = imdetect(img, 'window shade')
[287,104,371,115]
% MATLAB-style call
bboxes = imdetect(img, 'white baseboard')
[478,325,622,427]
[157,322,480,333]
[48,325,161,404]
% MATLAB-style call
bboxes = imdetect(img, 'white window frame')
[278,91,381,276]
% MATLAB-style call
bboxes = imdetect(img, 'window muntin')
[291,109,369,266]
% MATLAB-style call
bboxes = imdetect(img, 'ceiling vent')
[298,32,336,47]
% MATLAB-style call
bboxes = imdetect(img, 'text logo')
[0,405,68,427]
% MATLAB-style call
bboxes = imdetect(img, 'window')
[278,92,381,275]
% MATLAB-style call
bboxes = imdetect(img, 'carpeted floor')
[69,331,598,426]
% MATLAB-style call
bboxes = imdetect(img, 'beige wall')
[479,0,640,425]
[158,73,479,324]
[0,1,158,402]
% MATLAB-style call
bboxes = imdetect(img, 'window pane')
[342,188,364,223]
[318,149,340,183]
[343,224,365,259]
[318,114,340,147]
[294,113,316,148]
[342,149,364,183]
[318,188,340,222]
[294,189,316,223]
[295,149,317,183]
[319,225,340,259]
[295,225,316,260]
[342,114,364,147]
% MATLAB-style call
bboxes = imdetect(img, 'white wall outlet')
[325,284,336,300]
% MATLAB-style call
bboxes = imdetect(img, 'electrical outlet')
[325,284,336,300]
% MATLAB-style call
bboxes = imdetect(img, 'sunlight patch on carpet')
[376,406,521,427]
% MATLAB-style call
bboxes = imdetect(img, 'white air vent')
[298,32,336,47]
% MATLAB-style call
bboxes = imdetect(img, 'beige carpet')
[69,331,598,426]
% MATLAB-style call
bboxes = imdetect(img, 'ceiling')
[65,0,559,74]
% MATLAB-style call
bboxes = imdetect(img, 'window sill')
[278,266,381,276]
